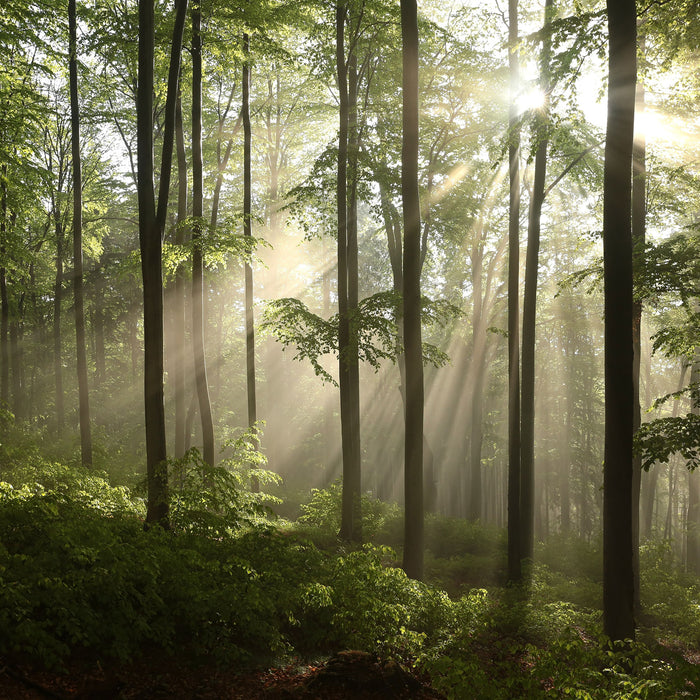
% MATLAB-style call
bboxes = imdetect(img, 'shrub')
[296,482,401,541]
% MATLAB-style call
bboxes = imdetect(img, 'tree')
[688,355,700,573]
[69,0,93,468]
[631,28,647,611]
[336,1,362,543]
[243,31,258,489]
[519,0,554,566]
[0,171,7,409]
[191,0,215,468]
[602,0,637,642]
[137,0,189,525]
[401,0,423,581]
[507,0,522,585]
[173,93,188,460]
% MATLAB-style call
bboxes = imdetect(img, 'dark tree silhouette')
[68,0,92,468]
[602,0,637,642]
[507,0,522,585]
[137,0,188,525]
[401,0,424,581]
[191,0,215,467]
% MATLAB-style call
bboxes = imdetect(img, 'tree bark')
[688,355,700,573]
[93,272,106,387]
[401,0,424,581]
[507,0,522,585]
[336,2,362,543]
[9,315,22,420]
[137,0,188,525]
[520,0,554,566]
[173,94,188,459]
[469,365,484,521]
[347,50,362,539]
[0,166,8,409]
[53,223,65,430]
[69,0,93,467]
[631,30,646,610]
[602,0,637,642]
[191,2,215,467]
[243,32,259,490]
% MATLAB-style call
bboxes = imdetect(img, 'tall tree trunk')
[9,318,21,419]
[191,2,215,467]
[469,366,484,520]
[401,0,424,581]
[53,227,65,430]
[506,0,522,585]
[0,167,8,409]
[561,335,573,533]
[208,86,236,408]
[347,51,362,538]
[137,0,188,525]
[173,94,187,459]
[69,0,92,467]
[467,236,489,522]
[520,0,554,566]
[631,30,646,611]
[688,356,700,573]
[138,0,166,523]
[93,273,106,387]
[602,0,637,642]
[243,32,259,490]
[336,3,362,543]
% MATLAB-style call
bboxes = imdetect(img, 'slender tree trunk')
[69,0,92,467]
[53,228,65,430]
[207,87,237,409]
[346,51,362,539]
[173,94,187,459]
[138,0,167,523]
[0,167,8,409]
[93,273,106,387]
[520,0,554,565]
[602,0,637,642]
[469,366,484,520]
[137,0,188,525]
[191,2,215,467]
[9,318,21,419]
[401,0,424,581]
[507,0,522,585]
[243,32,259,490]
[688,357,700,572]
[664,459,675,540]
[631,31,646,610]
[468,241,484,523]
[561,339,572,534]
[580,459,589,539]
[336,3,362,543]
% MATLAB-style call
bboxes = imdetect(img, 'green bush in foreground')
[3,460,700,698]
[0,462,450,669]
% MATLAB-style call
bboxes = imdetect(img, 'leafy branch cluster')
[261,290,459,385]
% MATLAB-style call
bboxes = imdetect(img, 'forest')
[1,0,700,696]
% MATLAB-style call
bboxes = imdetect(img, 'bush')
[296,482,402,541]
[639,541,700,646]
[0,461,453,670]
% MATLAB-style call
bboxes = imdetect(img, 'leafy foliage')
[635,413,700,471]
[297,482,401,541]
[261,291,458,384]
[168,451,280,538]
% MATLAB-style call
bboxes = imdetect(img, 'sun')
[517,87,547,114]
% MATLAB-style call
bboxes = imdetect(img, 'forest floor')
[0,650,446,699]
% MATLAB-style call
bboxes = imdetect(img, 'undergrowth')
[0,457,700,697]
